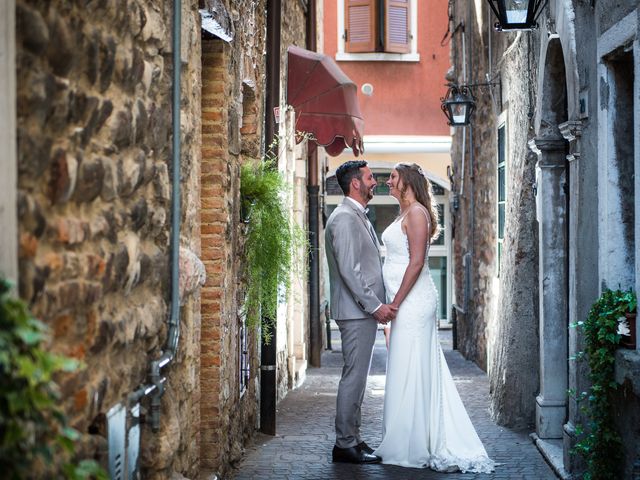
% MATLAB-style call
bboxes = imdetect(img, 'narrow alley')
[230,328,557,480]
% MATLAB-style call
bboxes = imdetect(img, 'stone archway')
[530,37,569,441]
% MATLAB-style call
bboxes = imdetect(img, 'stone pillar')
[559,120,585,469]
[0,0,17,284]
[530,134,568,439]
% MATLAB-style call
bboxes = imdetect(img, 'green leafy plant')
[240,150,307,342]
[570,288,636,480]
[0,279,107,479]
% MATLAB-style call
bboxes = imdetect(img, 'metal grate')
[239,315,250,395]
[107,404,126,480]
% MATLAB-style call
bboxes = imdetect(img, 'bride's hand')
[374,304,398,323]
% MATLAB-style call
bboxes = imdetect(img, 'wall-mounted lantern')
[485,0,548,31]
[440,79,502,127]
[441,84,476,127]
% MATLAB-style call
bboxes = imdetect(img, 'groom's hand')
[373,304,398,323]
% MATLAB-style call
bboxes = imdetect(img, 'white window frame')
[336,0,420,62]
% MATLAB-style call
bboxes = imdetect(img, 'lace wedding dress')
[372,217,495,473]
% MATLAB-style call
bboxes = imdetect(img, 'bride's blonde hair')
[394,163,441,241]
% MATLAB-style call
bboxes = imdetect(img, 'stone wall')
[449,2,497,371]
[589,1,640,475]
[488,32,540,429]
[15,0,203,477]
[449,5,540,426]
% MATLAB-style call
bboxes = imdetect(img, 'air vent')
[107,404,126,480]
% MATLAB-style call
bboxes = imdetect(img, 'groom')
[325,160,397,464]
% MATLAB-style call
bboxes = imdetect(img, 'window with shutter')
[343,0,414,56]
[345,0,376,53]
[384,0,411,53]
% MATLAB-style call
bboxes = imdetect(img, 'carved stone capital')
[529,136,567,168]
[559,120,583,163]
[559,120,583,141]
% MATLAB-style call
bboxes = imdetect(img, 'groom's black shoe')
[357,442,375,455]
[332,445,381,464]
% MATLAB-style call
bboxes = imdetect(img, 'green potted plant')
[239,154,307,342]
[616,290,637,349]
[571,288,636,479]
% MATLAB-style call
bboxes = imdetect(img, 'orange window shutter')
[384,0,411,53]
[345,0,376,53]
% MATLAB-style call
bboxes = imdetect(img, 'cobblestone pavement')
[230,327,557,480]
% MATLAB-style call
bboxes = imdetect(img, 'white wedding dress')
[372,217,495,473]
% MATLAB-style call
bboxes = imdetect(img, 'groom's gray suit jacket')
[325,198,385,319]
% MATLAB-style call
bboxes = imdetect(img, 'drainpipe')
[129,0,182,432]
[260,0,281,436]
[306,0,321,368]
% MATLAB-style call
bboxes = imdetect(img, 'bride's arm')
[389,207,430,310]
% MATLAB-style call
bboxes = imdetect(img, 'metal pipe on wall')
[260,0,281,436]
[306,0,322,367]
[128,0,182,434]
[148,0,183,429]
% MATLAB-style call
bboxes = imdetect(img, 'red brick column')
[200,38,228,471]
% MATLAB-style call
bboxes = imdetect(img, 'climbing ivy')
[570,288,636,480]
[0,279,107,479]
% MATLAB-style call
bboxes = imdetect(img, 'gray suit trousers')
[335,318,378,448]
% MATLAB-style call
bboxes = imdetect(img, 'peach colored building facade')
[319,0,454,323]
[322,0,450,136]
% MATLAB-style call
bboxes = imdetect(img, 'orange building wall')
[323,0,450,136]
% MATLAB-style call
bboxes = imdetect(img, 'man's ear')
[350,176,360,193]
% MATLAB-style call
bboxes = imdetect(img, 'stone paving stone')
[230,329,558,480]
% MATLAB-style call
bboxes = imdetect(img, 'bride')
[372,163,495,473]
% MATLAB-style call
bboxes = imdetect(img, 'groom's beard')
[360,183,374,202]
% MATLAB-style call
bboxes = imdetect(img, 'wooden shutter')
[384,0,410,53]
[345,0,376,53]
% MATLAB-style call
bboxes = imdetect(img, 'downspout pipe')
[260,0,281,436]
[130,0,182,432]
[306,0,322,368]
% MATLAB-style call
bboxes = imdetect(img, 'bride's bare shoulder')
[406,204,430,223]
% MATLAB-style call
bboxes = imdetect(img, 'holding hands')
[373,303,398,324]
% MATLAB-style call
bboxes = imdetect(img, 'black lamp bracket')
[455,79,501,91]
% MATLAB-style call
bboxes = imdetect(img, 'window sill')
[615,348,640,397]
[335,52,420,62]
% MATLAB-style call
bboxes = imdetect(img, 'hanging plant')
[570,288,636,480]
[0,279,108,479]
[240,152,307,343]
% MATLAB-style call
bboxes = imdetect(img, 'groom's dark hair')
[336,160,368,195]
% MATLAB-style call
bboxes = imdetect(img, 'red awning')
[286,46,364,157]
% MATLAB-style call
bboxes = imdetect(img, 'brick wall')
[199,0,266,473]
[200,38,234,473]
